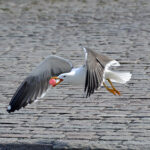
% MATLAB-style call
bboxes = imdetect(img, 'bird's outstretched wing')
[7,55,72,113]
[83,48,112,97]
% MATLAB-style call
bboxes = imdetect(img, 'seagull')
[7,47,131,113]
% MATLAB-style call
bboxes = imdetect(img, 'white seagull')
[7,47,131,113]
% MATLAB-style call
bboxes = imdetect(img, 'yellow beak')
[50,76,64,87]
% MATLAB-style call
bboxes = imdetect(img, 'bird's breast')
[69,66,86,86]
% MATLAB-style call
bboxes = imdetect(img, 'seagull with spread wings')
[7,47,131,113]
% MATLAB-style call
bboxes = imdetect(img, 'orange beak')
[50,76,64,87]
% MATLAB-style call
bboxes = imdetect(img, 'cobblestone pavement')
[0,0,150,149]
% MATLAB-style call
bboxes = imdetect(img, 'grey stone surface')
[0,0,150,149]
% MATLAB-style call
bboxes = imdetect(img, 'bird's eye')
[63,75,66,78]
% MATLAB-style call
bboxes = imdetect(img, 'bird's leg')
[107,79,121,96]
[103,82,116,95]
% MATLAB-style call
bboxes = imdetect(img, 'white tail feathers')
[103,60,132,84]
[105,70,132,84]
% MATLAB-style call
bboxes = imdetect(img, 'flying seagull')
[7,47,131,113]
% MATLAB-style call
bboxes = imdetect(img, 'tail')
[105,70,132,84]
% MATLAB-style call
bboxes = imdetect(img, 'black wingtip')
[7,80,28,113]
[7,105,12,113]
[7,110,11,113]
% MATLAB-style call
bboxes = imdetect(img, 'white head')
[58,71,75,84]
[50,70,75,87]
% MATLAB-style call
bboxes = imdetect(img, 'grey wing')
[7,55,72,113]
[83,48,112,97]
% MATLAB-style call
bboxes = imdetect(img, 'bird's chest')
[69,67,86,86]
